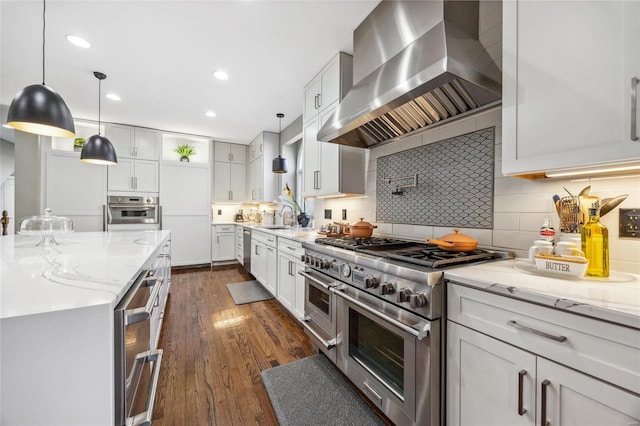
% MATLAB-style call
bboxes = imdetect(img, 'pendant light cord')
[98,78,102,135]
[42,0,46,85]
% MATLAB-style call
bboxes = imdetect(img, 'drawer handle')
[541,379,550,426]
[517,370,527,416]
[507,320,567,342]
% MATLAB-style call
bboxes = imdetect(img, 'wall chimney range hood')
[317,0,502,148]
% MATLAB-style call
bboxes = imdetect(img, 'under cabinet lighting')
[545,164,640,178]
[105,93,121,101]
[65,35,91,48]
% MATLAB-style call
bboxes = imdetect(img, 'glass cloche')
[18,208,74,245]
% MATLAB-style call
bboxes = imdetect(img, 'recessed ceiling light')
[105,93,121,101]
[65,35,91,48]
[213,70,229,81]
[205,111,217,118]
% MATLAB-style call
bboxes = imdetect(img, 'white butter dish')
[534,253,588,277]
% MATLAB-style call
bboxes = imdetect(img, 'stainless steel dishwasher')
[243,228,251,273]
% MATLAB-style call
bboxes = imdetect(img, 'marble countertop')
[444,259,640,329]
[212,221,319,243]
[0,230,171,319]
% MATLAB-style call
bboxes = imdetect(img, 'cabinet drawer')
[214,225,235,233]
[278,238,304,257]
[252,230,276,246]
[447,282,640,394]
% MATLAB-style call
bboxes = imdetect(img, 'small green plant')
[74,137,86,147]
[174,144,196,158]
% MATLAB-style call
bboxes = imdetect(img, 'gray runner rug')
[261,354,385,426]
[226,280,274,305]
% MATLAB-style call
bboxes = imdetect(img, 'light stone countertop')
[0,230,171,319]
[212,221,320,243]
[444,258,640,329]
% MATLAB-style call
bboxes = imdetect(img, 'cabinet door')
[502,1,640,175]
[251,239,265,284]
[134,160,159,193]
[212,231,235,261]
[537,358,640,426]
[246,159,256,201]
[229,144,246,164]
[214,142,230,162]
[133,128,159,160]
[265,245,278,296]
[302,118,320,195]
[303,77,321,123]
[108,158,135,191]
[160,163,210,214]
[447,321,536,426]
[277,253,295,312]
[229,163,245,202]
[319,56,340,113]
[254,157,264,201]
[105,124,134,158]
[213,161,231,201]
[293,261,305,320]
[162,215,211,266]
[318,104,340,194]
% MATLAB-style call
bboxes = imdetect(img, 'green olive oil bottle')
[581,203,609,277]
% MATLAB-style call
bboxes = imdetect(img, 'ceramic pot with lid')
[349,218,377,238]
[427,228,478,252]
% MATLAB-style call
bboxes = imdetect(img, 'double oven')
[301,237,511,426]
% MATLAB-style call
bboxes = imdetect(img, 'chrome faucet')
[280,205,294,226]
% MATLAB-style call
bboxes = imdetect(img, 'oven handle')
[126,348,163,426]
[334,289,430,340]
[107,204,159,208]
[298,270,335,290]
[124,277,164,325]
[301,318,337,350]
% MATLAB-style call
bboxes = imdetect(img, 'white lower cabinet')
[446,283,640,425]
[251,230,277,295]
[235,225,244,265]
[211,224,235,262]
[277,238,305,319]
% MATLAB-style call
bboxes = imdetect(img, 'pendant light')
[272,113,287,174]
[81,72,117,165]
[6,0,75,138]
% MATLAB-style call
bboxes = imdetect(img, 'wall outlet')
[217,209,222,215]
[324,209,332,219]
[342,209,347,220]
[619,208,640,238]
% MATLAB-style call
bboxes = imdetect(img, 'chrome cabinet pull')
[317,93,322,109]
[126,349,163,426]
[334,289,430,340]
[541,379,550,426]
[518,370,527,415]
[301,318,336,349]
[507,320,567,342]
[632,77,638,141]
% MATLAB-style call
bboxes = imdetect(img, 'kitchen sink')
[255,225,291,230]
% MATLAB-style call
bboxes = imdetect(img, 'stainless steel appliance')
[114,269,165,426]
[107,195,160,229]
[301,236,512,426]
[243,227,252,273]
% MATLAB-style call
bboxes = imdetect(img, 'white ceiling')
[1,0,379,144]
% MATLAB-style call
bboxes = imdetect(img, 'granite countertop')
[444,258,640,329]
[0,230,171,319]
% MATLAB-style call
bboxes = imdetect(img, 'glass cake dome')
[18,208,74,245]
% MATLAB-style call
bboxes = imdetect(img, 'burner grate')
[388,249,498,268]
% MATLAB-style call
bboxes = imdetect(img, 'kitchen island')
[0,230,171,426]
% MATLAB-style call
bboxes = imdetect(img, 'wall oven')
[114,269,165,426]
[107,195,160,230]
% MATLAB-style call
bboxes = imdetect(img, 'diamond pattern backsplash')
[376,127,494,229]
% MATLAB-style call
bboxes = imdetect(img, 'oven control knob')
[380,282,396,295]
[410,293,429,309]
[304,255,311,265]
[300,254,306,263]
[396,288,413,303]
[364,276,379,289]
[320,259,331,269]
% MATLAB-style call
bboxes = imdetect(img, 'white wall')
[313,107,640,274]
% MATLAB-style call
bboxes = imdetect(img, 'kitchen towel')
[261,354,386,426]
[226,280,274,305]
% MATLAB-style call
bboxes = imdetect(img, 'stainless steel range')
[300,236,512,426]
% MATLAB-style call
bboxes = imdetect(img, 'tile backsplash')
[376,127,494,229]
[314,107,640,274]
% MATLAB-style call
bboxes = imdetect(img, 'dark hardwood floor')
[152,265,316,425]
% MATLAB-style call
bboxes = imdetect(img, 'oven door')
[335,285,440,426]
[299,270,338,363]
[108,204,159,225]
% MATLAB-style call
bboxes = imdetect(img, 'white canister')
[555,240,585,258]
[528,240,554,263]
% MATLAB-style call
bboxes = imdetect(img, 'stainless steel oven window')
[309,284,331,315]
[348,307,405,399]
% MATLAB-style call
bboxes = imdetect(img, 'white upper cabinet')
[105,124,160,160]
[214,142,246,164]
[303,52,353,124]
[246,132,278,202]
[107,158,159,193]
[502,0,640,175]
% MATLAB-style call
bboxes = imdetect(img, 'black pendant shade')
[272,112,287,173]
[81,134,117,165]
[81,71,117,165]
[272,155,288,174]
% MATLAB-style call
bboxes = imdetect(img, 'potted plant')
[73,137,85,152]
[280,183,309,227]
[174,144,196,162]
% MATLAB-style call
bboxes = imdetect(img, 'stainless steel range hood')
[317,0,502,148]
